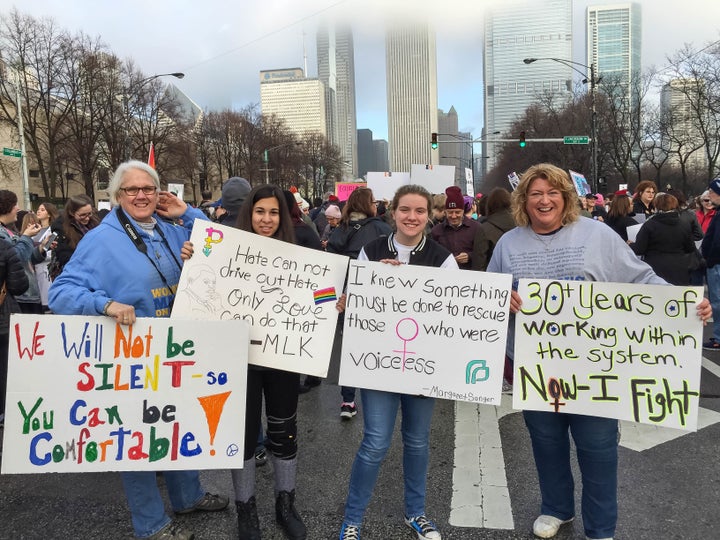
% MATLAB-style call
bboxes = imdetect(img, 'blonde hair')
[511,163,580,228]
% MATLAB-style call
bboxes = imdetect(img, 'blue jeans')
[707,264,720,340]
[523,411,618,540]
[121,470,204,538]
[343,388,435,526]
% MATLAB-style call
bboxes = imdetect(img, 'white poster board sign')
[167,182,185,201]
[627,223,642,242]
[339,261,512,404]
[2,315,248,474]
[410,164,456,194]
[172,221,349,377]
[366,171,411,202]
[514,279,704,430]
[465,168,474,197]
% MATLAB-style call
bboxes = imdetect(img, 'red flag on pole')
[148,141,156,169]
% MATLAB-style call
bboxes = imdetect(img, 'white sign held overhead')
[366,171,412,201]
[410,164,456,194]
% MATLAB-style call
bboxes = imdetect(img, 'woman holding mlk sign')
[338,185,457,540]
[49,161,228,540]
[487,163,711,540]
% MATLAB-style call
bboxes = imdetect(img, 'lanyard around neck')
[116,207,182,291]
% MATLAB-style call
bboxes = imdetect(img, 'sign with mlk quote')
[514,279,704,431]
[2,315,248,474]
[172,221,349,377]
[339,261,512,404]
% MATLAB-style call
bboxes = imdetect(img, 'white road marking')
[450,394,514,529]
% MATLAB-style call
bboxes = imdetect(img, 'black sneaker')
[340,402,357,420]
[703,338,720,350]
[254,447,267,467]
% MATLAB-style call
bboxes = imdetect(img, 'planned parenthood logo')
[465,360,490,384]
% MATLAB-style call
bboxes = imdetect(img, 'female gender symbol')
[394,317,419,372]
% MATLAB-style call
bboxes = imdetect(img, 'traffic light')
[431,132,438,149]
[519,131,526,148]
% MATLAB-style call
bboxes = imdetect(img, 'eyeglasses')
[75,211,93,219]
[120,186,158,196]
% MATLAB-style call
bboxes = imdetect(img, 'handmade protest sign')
[514,279,704,431]
[339,260,512,404]
[1,315,248,474]
[172,221,349,377]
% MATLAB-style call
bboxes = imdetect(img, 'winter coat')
[632,211,695,285]
[0,238,30,333]
[471,208,516,271]
[326,215,392,259]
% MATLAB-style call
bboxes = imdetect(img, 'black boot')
[236,497,261,540]
[275,490,307,540]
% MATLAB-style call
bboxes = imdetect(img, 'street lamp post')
[124,72,184,161]
[523,57,599,192]
[262,142,303,184]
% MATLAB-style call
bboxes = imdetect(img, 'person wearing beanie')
[217,177,251,227]
[430,185,479,270]
[320,204,341,249]
[701,178,720,350]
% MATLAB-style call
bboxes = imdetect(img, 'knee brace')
[266,413,298,459]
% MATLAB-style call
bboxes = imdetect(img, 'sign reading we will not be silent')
[172,221,349,377]
[339,261,512,405]
[2,315,248,474]
[514,279,704,431]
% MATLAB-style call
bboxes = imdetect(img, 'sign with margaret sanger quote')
[338,260,512,405]
[513,279,704,431]
[1,315,249,474]
[171,221,349,377]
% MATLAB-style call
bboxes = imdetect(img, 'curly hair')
[511,163,580,228]
[0,190,18,216]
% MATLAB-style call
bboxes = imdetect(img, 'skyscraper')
[587,3,642,99]
[660,78,708,172]
[386,24,438,172]
[317,25,358,180]
[483,0,573,170]
[259,68,327,137]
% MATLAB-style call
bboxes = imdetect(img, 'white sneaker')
[533,514,573,538]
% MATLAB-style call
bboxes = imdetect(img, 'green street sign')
[2,147,22,158]
[563,136,590,145]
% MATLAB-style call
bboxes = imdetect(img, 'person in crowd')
[668,188,703,242]
[49,194,100,280]
[632,180,657,219]
[338,184,456,540]
[632,193,696,285]
[475,193,488,222]
[463,195,475,220]
[228,184,307,540]
[487,163,710,540]
[702,178,720,350]
[216,177,252,227]
[471,188,515,272]
[430,194,446,227]
[320,204,341,250]
[327,187,392,420]
[14,212,43,314]
[312,192,340,234]
[33,202,59,310]
[198,188,216,219]
[48,160,228,540]
[0,236,29,427]
[604,190,638,243]
[431,186,479,270]
[696,190,716,233]
[0,191,44,312]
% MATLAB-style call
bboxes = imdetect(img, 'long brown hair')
[63,194,99,249]
[236,184,295,243]
[341,187,375,225]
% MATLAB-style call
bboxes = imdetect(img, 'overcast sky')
[3,0,720,140]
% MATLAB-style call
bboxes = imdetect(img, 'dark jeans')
[244,367,300,460]
[0,333,8,417]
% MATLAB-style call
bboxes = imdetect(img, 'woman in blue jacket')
[49,161,228,540]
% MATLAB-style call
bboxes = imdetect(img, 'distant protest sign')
[335,182,365,201]
[514,279,704,430]
[339,261,512,404]
[1,315,248,474]
[410,164,456,194]
[366,171,411,201]
[172,221,349,376]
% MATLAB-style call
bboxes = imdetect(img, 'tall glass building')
[386,23,439,172]
[483,0,573,170]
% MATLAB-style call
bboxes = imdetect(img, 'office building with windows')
[259,68,327,137]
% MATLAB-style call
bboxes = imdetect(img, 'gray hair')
[108,160,160,205]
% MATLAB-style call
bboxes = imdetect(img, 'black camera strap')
[116,206,183,293]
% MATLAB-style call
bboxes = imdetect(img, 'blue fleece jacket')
[49,206,205,318]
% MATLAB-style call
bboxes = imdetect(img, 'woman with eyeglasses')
[49,194,100,280]
[696,190,716,233]
[49,160,228,540]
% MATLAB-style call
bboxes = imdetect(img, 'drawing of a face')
[187,266,217,299]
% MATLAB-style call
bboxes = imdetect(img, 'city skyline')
[3,0,720,146]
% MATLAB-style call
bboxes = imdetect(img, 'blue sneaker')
[339,522,361,540]
[404,515,441,539]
